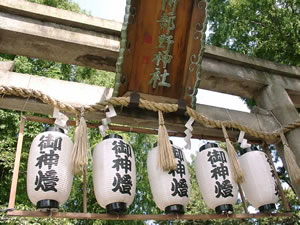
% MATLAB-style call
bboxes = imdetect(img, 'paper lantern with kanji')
[147,143,190,214]
[93,134,136,214]
[195,143,238,214]
[239,147,279,212]
[27,127,73,211]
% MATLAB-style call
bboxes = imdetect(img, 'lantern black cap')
[153,140,173,148]
[239,145,259,156]
[45,126,64,134]
[165,204,184,215]
[259,204,276,213]
[215,204,233,214]
[199,142,218,152]
[37,200,59,211]
[106,202,127,214]
[103,134,123,140]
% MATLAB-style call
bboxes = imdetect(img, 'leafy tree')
[207,0,300,66]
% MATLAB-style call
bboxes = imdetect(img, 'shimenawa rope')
[1,85,300,142]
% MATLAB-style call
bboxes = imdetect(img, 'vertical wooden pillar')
[8,116,26,209]
[83,167,88,213]
[237,184,249,214]
[256,84,300,197]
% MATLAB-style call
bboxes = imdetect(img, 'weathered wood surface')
[7,210,293,221]
[118,0,206,104]
[200,58,300,107]
[0,70,279,142]
[0,0,122,36]
[0,12,119,72]
[0,61,14,71]
[256,85,300,198]
[8,117,25,209]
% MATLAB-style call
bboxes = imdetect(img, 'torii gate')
[0,0,299,221]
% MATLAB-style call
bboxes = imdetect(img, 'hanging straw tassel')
[279,131,300,185]
[72,112,89,175]
[158,110,177,171]
[221,123,244,184]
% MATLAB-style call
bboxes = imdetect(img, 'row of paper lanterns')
[27,127,279,214]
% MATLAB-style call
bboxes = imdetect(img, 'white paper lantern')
[93,134,136,214]
[27,127,73,211]
[195,143,238,214]
[147,143,190,214]
[239,147,279,212]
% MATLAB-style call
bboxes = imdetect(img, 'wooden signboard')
[113,0,208,107]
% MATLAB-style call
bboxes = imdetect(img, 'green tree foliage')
[207,0,300,66]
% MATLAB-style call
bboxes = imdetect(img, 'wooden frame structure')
[0,0,299,221]
[6,116,293,221]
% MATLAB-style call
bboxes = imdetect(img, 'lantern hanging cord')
[2,85,300,142]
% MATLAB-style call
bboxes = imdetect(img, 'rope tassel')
[221,123,244,184]
[280,131,300,185]
[158,110,177,171]
[72,113,89,175]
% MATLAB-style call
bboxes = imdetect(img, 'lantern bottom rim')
[106,202,127,214]
[37,200,59,212]
[215,204,233,214]
[259,203,276,213]
[165,204,185,215]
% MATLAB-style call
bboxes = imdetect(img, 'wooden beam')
[0,12,119,72]
[8,116,25,209]
[200,58,300,104]
[0,61,14,71]
[0,0,121,37]
[7,210,293,221]
[0,71,280,142]
[204,45,300,78]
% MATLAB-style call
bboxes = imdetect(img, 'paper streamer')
[99,105,117,136]
[53,107,69,132]
[238,131,245,143]
[184,117,195,149]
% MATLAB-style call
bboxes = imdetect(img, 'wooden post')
[83,166,88,213]
[8,116,26,209]
[256,84,300,197]
[237,184,249,214]
[6,210,294,221]
[263,144,291,212]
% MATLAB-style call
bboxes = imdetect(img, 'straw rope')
[1,85,300,142]
[157,111,177,171]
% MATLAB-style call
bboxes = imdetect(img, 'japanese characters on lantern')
[27,127,73,211]
[239,147,279,212]
[35,133,62,192]
[147,143,190,214]
[111,139,133,196]
[195,143,238,214]
[93,134,136,214]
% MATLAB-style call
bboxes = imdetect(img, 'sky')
[71,0,250,158]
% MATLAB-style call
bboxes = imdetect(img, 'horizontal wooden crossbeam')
[7,210,293,221]
[0,70,280,142]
